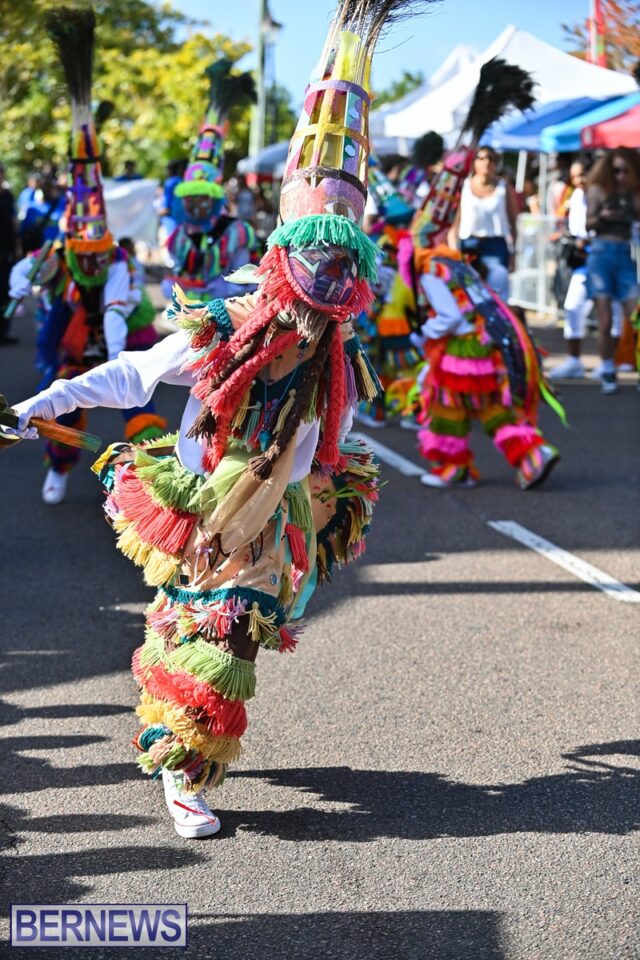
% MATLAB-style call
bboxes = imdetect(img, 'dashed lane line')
[488,520,640,605]
[350,431,424,478]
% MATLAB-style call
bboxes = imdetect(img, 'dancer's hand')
[9,396,57,439]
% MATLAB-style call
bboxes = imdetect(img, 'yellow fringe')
[274,389,297,436]
[231,389,251,430]
[136,695,242,763]
[278,564,293,607]
[248,602,278,643]
[355,353,380,402]
[114,518,180,586]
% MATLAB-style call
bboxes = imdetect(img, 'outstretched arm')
[12,330,191,435]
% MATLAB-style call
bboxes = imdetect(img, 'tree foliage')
[0,0,295,185]
[372,70,425,110]
[562,0,640,72]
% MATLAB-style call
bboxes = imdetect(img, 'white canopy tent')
[381,25,637,143]
[369,43,478,139]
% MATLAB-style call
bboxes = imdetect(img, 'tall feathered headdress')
[412,58,536,249]
[175,59,256,200]
[178,0,433,481]
[272,0,435,259]
[44,6,113,264]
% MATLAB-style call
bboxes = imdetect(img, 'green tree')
[0,0,254,183]
[562,0,640,72]
[372,70,425,110]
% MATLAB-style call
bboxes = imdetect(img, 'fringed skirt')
[92,434,379,792]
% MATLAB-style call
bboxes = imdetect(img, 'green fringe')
[66,248,109,288]
[429,417,472,438]
[139,629,167,666]
[133,447,204,513]
[126,290,156,333]
[285,482,313,533]
[129,424,167,446]
[446,336,493,358]
[174,180,225,199]
[171,639,257,701]
[141,628,257,701]
[267,215,379,283]
[539,378,569,427]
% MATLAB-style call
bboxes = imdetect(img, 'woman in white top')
[449,147,518,299]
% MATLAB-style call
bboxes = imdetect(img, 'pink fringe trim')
[418,429,470,457]
[440,355,495,376]
[493,423,540,447]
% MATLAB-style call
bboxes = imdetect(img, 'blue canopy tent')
[482,97,619,152]
[540,91,640,152]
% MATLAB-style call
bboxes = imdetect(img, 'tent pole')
[515,150,527,193]
[538,152,549,214]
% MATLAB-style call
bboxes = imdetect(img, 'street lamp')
[249,0,283,157]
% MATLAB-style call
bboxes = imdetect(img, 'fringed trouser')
[418,335,544,482]
[93,436,379,795]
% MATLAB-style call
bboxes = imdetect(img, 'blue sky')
[174,0,590,105]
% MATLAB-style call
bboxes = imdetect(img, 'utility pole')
[249,0,282,157]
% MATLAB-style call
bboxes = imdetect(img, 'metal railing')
[510,213,562,317]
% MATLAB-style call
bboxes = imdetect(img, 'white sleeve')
[420,274,474,339]
[16,330,193,422]
[9,258,34,300]
[104,261,132,359]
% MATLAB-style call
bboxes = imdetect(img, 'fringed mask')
[287,244,357,308]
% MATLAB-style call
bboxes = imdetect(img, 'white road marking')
[350,431,424,477]
[488,520,640,604]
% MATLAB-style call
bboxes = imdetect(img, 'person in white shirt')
[549,162,623,381]
[449,147,519,300]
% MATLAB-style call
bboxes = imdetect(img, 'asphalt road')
[0,305,638,960]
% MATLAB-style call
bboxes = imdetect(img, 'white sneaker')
[616,362,635,373]
[548,357,584,380]
[588,364,603,382]
[162,769,221,838]
[42,468,68,505]
[420,471,477,489]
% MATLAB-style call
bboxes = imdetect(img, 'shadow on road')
[186,909,506,960]
[224,740,640,843]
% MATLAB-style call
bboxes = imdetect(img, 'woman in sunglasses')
[449,147,519,300]
[585,148,640,394]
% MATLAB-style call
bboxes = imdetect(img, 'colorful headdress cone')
[44,6,113,258]
[271,1,435,281]
[176,59,256,200]
[412,57,536,250]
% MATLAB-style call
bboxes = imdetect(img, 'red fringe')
[132,654,249,738]
[277,626,299,653]
[115,470,197,554]
[497,433,544,467]
[435,370,499,393]
[285,522,309,572]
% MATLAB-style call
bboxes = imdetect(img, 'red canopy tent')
[581,105,640,148]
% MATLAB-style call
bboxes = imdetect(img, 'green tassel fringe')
[126,291,156,333]
[285,482,313,533]
[446,337,493,358]
[171,639,257,701]
[267,215,379,283]
[133,446,204,513]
